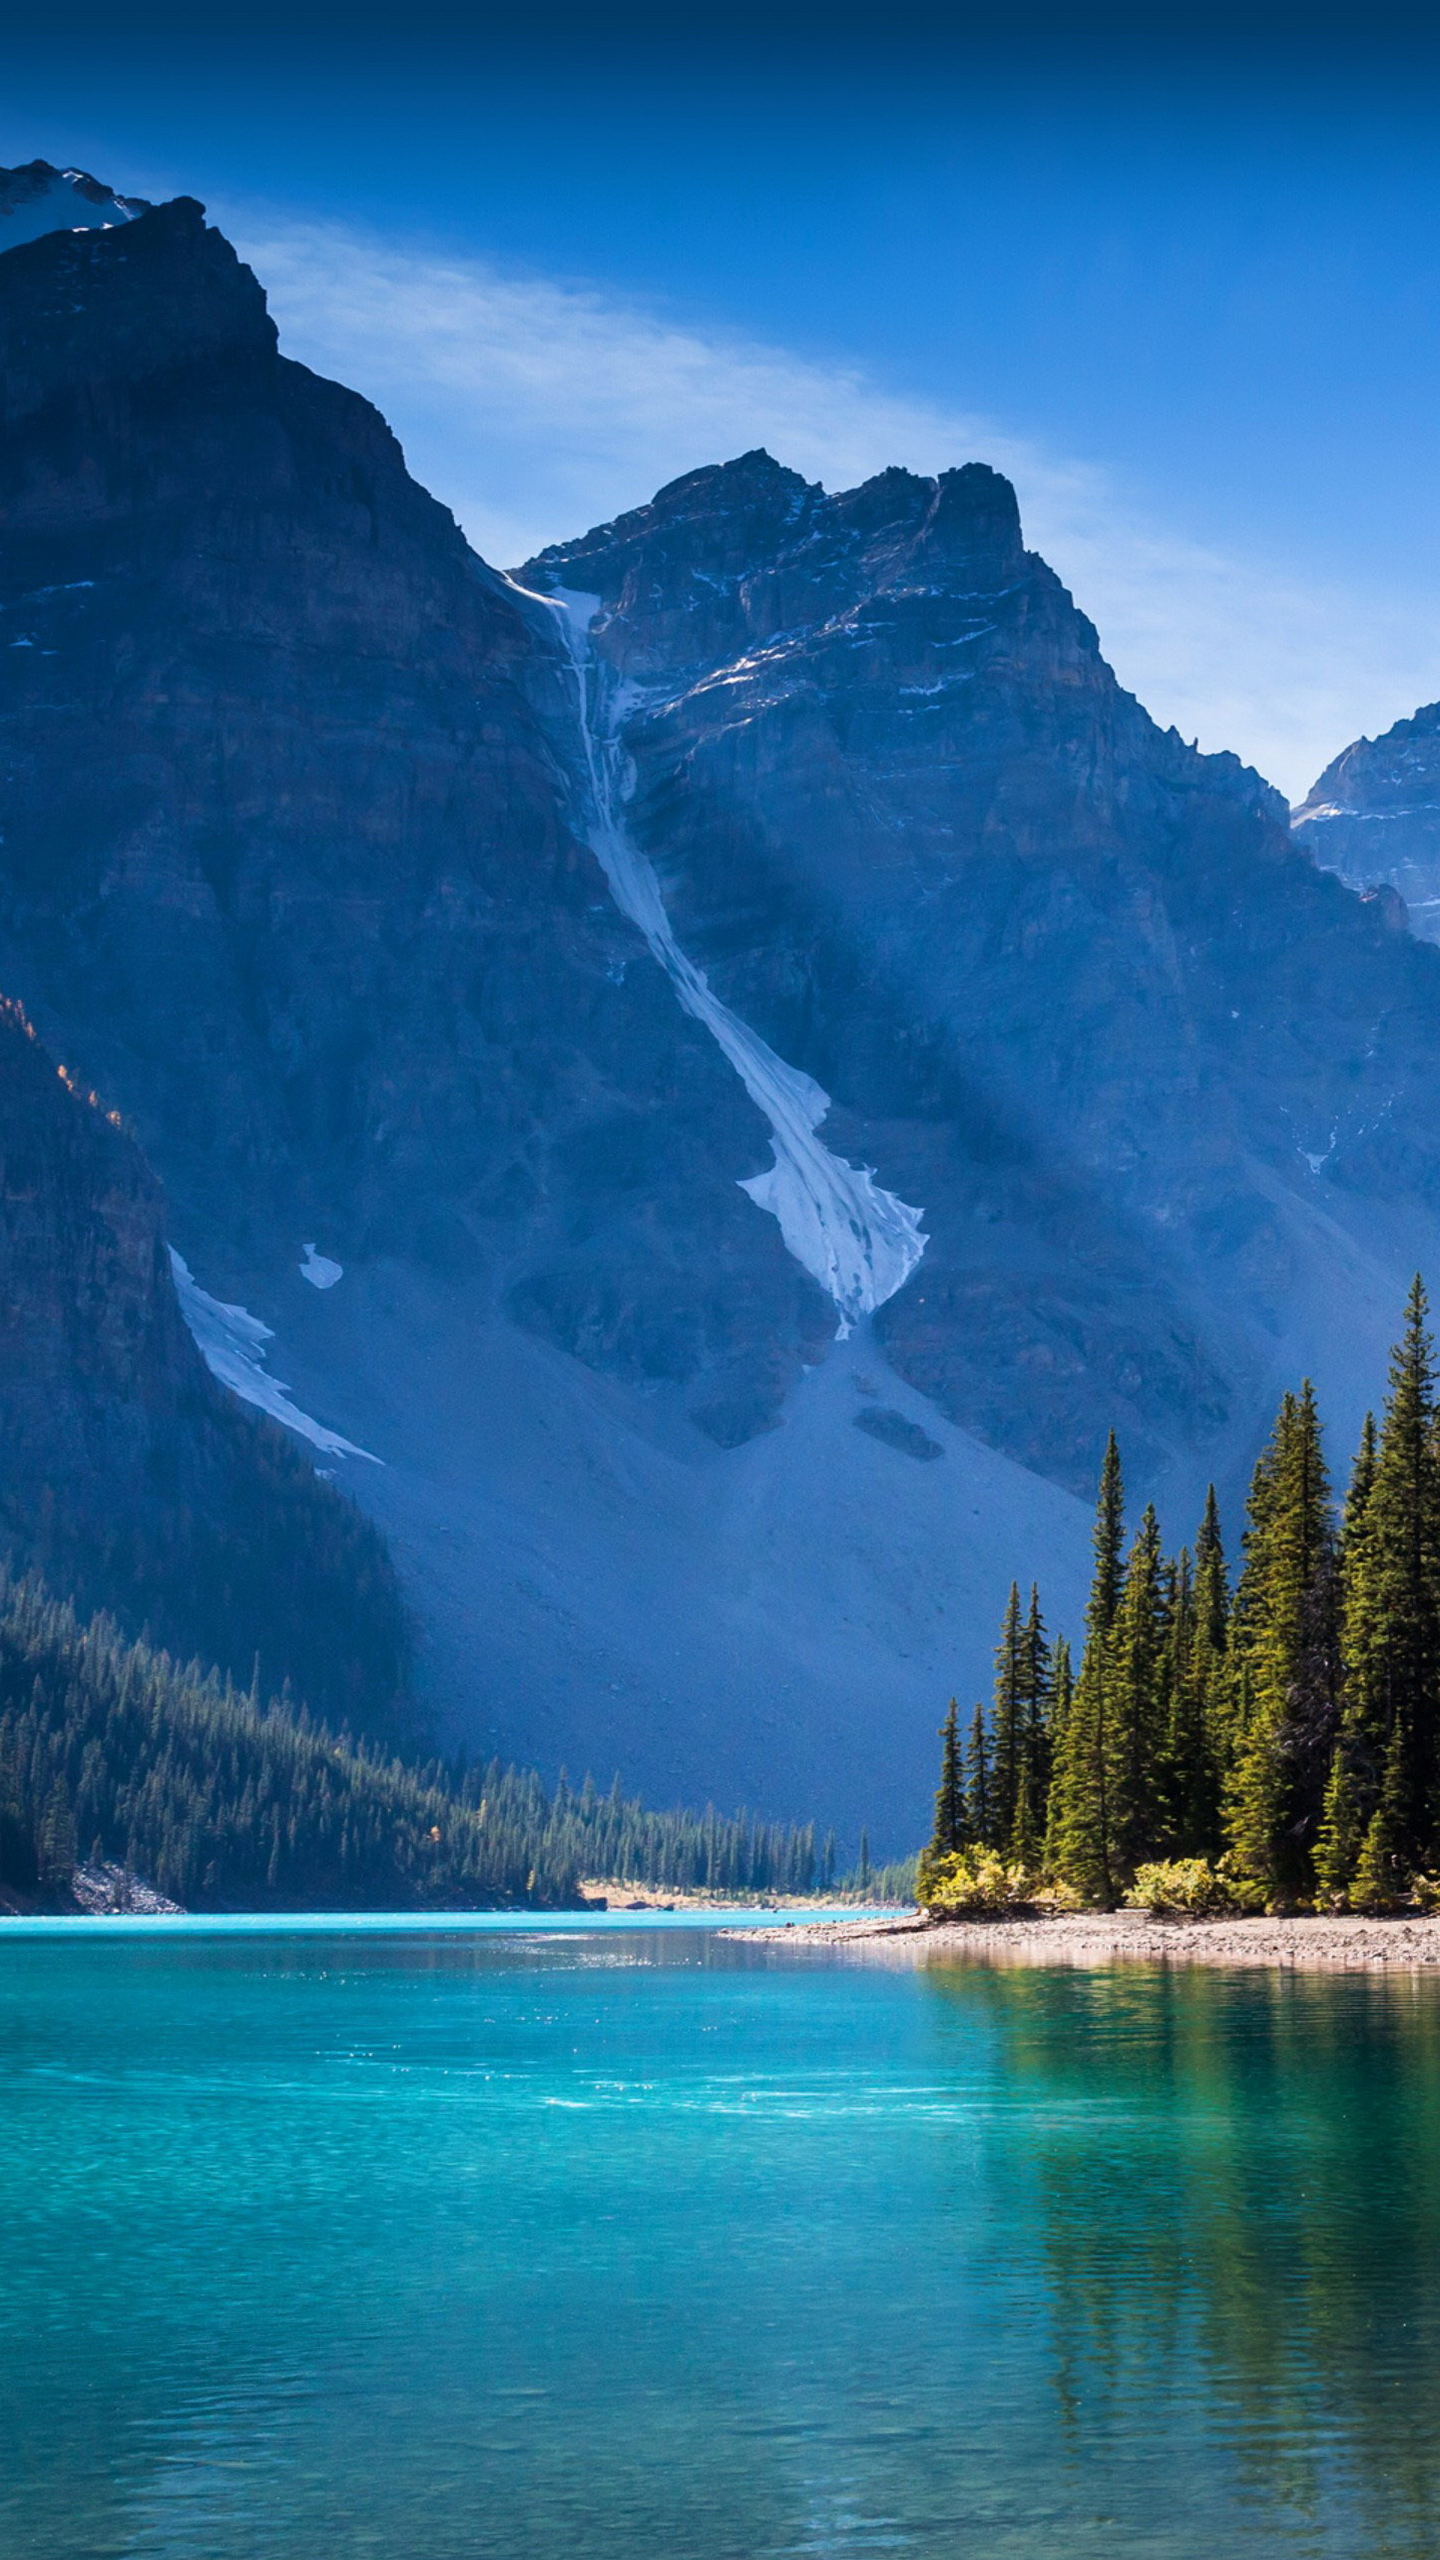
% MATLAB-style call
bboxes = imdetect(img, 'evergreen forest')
[0,1574,830,1912]
[920,1279,1440,1915]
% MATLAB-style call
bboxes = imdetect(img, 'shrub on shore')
[1123,1859,1244,1918]
[916,1845,1077,1917]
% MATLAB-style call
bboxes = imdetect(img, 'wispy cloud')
[230,210,1440,799]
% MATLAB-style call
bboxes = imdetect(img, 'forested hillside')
[0,1576,830,1913]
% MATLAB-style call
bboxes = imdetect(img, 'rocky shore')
[730,1909,1440,1969]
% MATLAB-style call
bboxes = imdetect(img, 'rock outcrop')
[1294,701,1440,942]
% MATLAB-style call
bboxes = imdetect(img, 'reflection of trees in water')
[924,1963,1440,2559]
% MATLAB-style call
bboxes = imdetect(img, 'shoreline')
[728,1909,1440,1970]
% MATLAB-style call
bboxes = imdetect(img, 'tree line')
[921,1278,1440,1913]
[0,1573,832,1912]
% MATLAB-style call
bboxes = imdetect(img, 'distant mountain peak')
[1295,697,1440,941]
[0,160,151,255]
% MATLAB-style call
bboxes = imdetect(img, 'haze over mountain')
[2,171,1439,1843]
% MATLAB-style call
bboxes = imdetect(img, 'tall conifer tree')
[1047,1435,1126,1904]
[1192,1483,1232,1773]
[1341,1281,1440,1876]
[1225,1382,1337,1902]
[928,1700,967,1859]
[1013,1584,1054,1857]
[1108,1505,1168,1877]
[991,1583,1026,1848]
[966,1704,991,1847]
[1158,1544,1221,1857]
[1316,1413,1382,1901]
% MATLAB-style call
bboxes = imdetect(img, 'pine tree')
[1158,1544,1220,1857]
[1191,1483,1233,1779]
[1108,1504,1168,1880]
[966,1704,991,1846]
[928,1700,967,1858]
[1195,1484,1229,1654]
[1225,1382,1338,1903]
[991,1584,1026,1847]
[1046,1436,1126,1904]
[1091,1431,1126,1631]
[1344,1411,1379,1553]
[1314,1744,1365,1906]
[1016,1584,1054,1849]
[1351,1723,1409,1910]
[38,1772,75,1884]
[1050,1638,1074,1750]
[1341,1282,1440,1876]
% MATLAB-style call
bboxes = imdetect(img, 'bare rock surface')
[70,1862,182,1916]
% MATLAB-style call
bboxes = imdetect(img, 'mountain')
[522,456,1440,1491]
[1293,702,1440,942]
[4,180,1440,1844]
[0,994,411,1736]
[0,159,149,251]
[0,193,822,1438]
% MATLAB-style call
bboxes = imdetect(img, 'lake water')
[4,1920,1440,2560]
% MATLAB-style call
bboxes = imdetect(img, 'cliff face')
[0,998,412,1736]
[0,201,827,1452]
[1293,703,1440,943]
[525,454,1440,1486]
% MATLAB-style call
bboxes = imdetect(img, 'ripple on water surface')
[3,1925,1439,2559]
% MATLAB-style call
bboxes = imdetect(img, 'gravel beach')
[729,1910,1440,1969]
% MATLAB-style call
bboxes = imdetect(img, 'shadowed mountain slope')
[0,197,827,1444]
[0,995,412,1737]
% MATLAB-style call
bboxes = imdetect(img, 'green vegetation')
[485,1768,830,1902]
[920,1278,1440,1916]
[0,1575,831,1913]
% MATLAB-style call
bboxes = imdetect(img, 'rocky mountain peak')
[524,451,1040,697]
[1294,697,1440,941]
[0,195,276,430]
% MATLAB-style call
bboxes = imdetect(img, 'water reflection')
[924,1962,1440,2556]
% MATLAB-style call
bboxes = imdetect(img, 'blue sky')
[6,9,1440,794]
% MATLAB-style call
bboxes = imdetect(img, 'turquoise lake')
[5,1921,1440,2559]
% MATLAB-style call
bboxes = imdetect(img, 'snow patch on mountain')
[0,161,149,254]
[300,1243,344,1289]
[539,586,927,1332]
[169,1249,376,1460]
